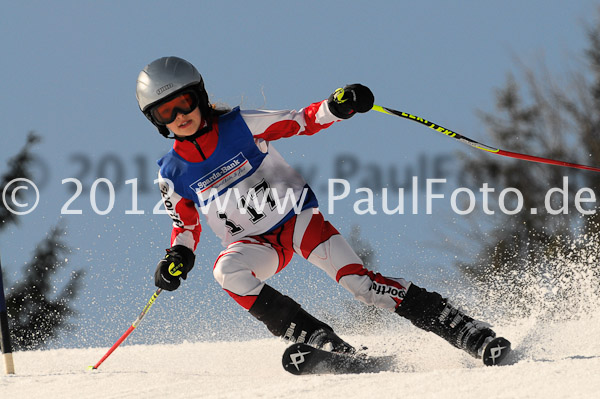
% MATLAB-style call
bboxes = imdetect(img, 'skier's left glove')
[327,84,374,119]
[154,245,195,291]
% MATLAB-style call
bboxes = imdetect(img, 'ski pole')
[372,105,600,173]
[88,288,163,370]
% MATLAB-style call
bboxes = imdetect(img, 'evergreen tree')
[0,132,40,230]
[6,225,83,350]
[456,16,600,319]
[1,133,84,350]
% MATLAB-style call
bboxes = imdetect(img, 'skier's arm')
[157,173,202,251]
[241,84,374,141]
[154,173,202,291]
[240,101,337,141]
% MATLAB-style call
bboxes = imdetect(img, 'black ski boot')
[396,284,511,365]
[249,284,355,354]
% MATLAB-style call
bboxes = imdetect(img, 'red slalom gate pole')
[89,288,162,370]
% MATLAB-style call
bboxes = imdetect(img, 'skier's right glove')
[154,245,195,291]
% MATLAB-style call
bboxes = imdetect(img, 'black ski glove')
[327,84,374,119]
[154,245,195,291]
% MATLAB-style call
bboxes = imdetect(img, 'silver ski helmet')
[136,56,210,138]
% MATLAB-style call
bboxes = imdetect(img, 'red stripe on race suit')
[170,196,202,250]
[299,212,339,259]
[214,248,258,309]
[258,120,302,141]
[336,263,408,292]
[253,101,334,141]
[335,263,368,282]
[252,217,296,273]
[224,289,258,310]
[302,101,335,136]
[170,226,201,250]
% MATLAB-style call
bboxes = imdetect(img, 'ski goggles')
[151,91,199,125]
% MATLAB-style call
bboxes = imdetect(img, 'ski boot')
[249,284,355,354]
[396,284,511,365]
[306,326,355,354]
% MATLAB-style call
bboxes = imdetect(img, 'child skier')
[136,56,510,365]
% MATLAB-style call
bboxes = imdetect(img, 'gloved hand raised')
[327,84,374,119]
[154,245,195,291]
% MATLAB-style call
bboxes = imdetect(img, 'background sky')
[1,0,599,348]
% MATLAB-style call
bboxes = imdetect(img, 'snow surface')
[2,315,600,399]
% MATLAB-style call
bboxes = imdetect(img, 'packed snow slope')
[4,232,600,398]
[2,314,600,399]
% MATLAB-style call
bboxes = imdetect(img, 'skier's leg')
[292,208,410,310]
[212,236,353,352]
[248,284,354,353]
[212,238,282,309]
[293,208,501,360]
[395,283,497,359]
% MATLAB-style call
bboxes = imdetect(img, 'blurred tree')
[5,225,83,350]
[1,133,84,350]
[456,15,600,319]
[347,225,376,268]
[0,132,40,230]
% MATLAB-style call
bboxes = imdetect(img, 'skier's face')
[166,107,203,137]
